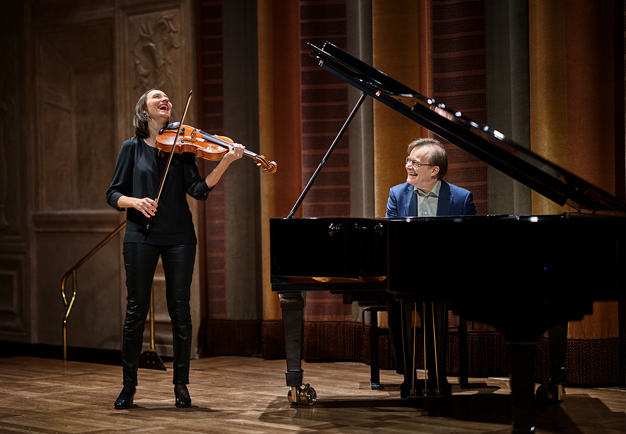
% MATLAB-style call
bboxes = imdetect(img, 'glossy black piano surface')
[270,42,625,433]
[272,214,624,300]
[271,217,386,280]
[271,214,624,331]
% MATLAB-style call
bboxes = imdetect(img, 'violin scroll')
[253,155,277,173]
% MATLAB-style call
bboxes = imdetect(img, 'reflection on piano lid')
[308,41,625,213]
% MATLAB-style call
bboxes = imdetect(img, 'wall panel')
[0,0,29,343]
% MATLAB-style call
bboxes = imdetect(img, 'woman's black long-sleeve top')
[106,136,212,245]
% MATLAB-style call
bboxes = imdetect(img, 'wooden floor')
[0,356,623,433]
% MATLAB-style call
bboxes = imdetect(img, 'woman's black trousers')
[121,243,196,387]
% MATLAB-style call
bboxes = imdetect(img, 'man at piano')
[386,137,476,398]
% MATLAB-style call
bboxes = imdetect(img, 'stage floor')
[0,356,623,433]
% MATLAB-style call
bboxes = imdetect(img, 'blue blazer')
[386,180,476,217]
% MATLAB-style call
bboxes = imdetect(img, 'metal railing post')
[61,221,126,360]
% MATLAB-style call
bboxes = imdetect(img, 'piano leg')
[548,323,568,401]
[281,292,304,387]
[536,322,568,402]
[464,302,589,433]
[508,341,539,433]
[279,292,316,405]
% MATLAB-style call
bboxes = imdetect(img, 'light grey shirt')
[414,180,441,217]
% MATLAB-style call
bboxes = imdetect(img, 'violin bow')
[146,90,193,230]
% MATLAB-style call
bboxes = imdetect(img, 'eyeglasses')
[405,157,435,169]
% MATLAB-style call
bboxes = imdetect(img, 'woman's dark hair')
[407,138,448,179]
[133,88,157,138]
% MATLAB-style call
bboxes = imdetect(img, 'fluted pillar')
[258,0,302,321]
[529,0,619,340]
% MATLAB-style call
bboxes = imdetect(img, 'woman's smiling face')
[145,89,172,123]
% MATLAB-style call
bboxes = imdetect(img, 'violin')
[156,123,277,173]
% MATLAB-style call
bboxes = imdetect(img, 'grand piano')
[270,42,625,433]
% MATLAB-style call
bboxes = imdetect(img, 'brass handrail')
[61,221,126,360]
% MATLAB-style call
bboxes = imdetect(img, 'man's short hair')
[407,138,448,179]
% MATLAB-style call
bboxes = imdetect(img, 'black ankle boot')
[174,384,191,408]
[114,386,136,409]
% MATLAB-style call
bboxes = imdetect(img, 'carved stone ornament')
[131,11,181,93]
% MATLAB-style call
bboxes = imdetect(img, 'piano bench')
[360,302,469,390]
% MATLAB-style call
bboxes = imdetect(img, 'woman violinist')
[106,89,244,409]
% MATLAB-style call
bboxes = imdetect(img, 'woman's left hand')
[222,143,245,165]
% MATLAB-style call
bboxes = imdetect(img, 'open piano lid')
[309,41,625,213]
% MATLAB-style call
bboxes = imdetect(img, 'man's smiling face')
[405,145,439,193]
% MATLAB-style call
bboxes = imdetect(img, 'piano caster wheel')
[288,384,317,405]
[536,382,565,402]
